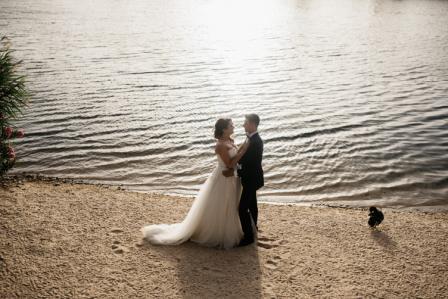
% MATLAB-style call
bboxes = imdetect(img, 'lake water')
[1,0,447,210]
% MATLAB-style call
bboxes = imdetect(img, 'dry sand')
[1,177,447,298]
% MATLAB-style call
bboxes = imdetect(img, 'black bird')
[368,206,384,228]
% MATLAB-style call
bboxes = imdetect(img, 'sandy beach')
[1,176,447,298]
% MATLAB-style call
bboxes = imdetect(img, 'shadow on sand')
[370,229,397,251]
[146,241,262,298]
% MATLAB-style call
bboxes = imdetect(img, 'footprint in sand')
[258,242,277,249]
[265,259,278,270]
[278,239,288,245]
[112,245,129,254]
[257,238,288,249]
[111,239,129,254]
[258,236,275,242]
[264,255,283,270]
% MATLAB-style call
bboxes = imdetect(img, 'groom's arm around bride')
[222,139,250,177]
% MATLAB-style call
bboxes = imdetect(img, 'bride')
[141,118,249,249]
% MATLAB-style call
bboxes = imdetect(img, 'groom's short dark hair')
[245,114,260,127]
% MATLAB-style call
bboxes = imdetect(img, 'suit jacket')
[237,132,264,190]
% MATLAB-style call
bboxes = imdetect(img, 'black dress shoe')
[238,238,254,247]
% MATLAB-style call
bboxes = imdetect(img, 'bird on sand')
[368,206,384,228]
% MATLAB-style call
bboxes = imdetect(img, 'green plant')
[0,36,28,176]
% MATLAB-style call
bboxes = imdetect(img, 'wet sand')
[1,177,447,298]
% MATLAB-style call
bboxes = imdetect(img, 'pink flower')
[7,146,15,159]
[4,127,13,139]
[16,129,24,138]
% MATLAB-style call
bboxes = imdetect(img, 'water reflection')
[1,0,447,210]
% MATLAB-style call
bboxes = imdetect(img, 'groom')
[237,114,264,246]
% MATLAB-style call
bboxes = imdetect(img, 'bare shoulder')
[215,140,227,153]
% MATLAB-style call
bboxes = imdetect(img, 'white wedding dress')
[141,148,243,249]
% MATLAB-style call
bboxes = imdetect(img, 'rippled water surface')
[1,0,447,210]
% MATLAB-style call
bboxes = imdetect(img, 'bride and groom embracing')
[141,114,264,249]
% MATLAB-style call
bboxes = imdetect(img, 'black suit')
[237,132,264,242]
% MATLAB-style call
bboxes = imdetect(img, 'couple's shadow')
[147,241,262,298]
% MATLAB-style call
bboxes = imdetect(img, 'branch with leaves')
[0,36,28,176]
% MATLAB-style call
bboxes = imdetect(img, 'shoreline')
[4,173,447,213]
[1,176,447,298]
